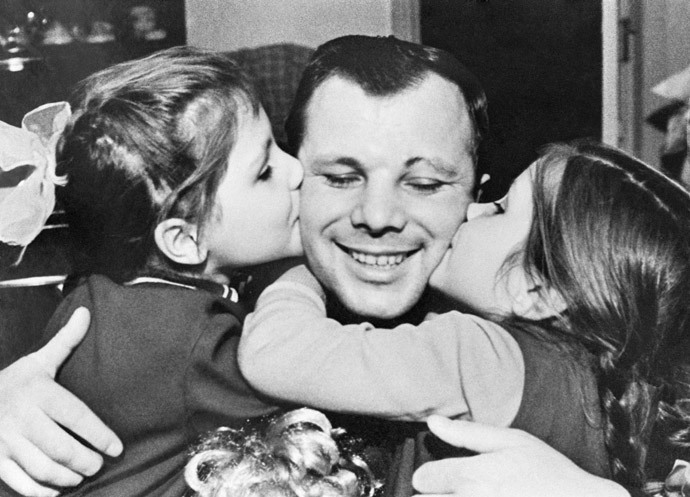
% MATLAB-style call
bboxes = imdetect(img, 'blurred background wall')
[186,0,418,50]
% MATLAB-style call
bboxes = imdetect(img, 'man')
[0,35,494,496]
[279,35,496,497]
[285,35,488,325]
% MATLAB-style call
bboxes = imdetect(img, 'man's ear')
[511,283,567,320]
[154,218,208,266]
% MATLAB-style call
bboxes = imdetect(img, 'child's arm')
[238,265,524,425]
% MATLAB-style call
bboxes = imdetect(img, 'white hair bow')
[0,102,70,261]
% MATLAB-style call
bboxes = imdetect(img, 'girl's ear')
[511,283,567,320]
[154,218,208,266]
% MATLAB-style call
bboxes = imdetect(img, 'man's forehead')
[305,73,470,119]
[300,74,474,157]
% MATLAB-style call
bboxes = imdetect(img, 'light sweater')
[239,273,524,426]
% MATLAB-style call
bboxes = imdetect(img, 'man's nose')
[351,184,406,233]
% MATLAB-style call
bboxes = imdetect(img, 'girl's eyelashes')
[487,194,507,214]
[258,165,273,181]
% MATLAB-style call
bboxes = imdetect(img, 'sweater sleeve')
[239,279,524,426]
[185,298,281,433]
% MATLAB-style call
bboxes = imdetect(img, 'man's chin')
[309,251,430,321]
[335,287,421,321]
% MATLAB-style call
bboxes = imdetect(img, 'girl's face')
[429,163,536,316]
[203,107,303,274]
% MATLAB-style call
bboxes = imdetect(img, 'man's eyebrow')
[309,156,362,169]
[405,156,467,177]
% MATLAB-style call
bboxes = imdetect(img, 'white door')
[606,0,690,167]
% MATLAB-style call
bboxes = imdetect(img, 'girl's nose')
[466,202,499,221]
[283,152,303,190]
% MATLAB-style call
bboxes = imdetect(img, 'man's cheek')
[298,189,326,240]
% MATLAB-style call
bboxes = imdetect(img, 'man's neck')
[325,288,460,327]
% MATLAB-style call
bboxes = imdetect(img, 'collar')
[124,276,238,302]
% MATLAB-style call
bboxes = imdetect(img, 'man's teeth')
[349,250,406,267]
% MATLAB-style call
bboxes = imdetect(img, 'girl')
[30,46,306,495]
[239,141,690,490]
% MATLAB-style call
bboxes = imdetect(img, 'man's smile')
[335,243,419,269]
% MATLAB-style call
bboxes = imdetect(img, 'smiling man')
[286,35,488,323]
[275,35,493,497]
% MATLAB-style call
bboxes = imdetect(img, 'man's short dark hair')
[285,35,489,165]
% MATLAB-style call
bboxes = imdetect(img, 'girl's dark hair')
[516,141,690,486]
[56,46,261,283]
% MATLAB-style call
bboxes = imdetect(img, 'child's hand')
[0,308,122,497]
[412,415,630,497]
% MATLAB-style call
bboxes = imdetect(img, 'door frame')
[391,0,420,43]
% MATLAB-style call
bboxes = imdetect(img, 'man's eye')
[406,180,446,194]
[324,175,360,188]
[258,165,273,181]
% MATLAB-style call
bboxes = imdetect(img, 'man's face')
[298,74,475,319]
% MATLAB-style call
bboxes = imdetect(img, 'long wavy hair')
[509,141,690,486]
